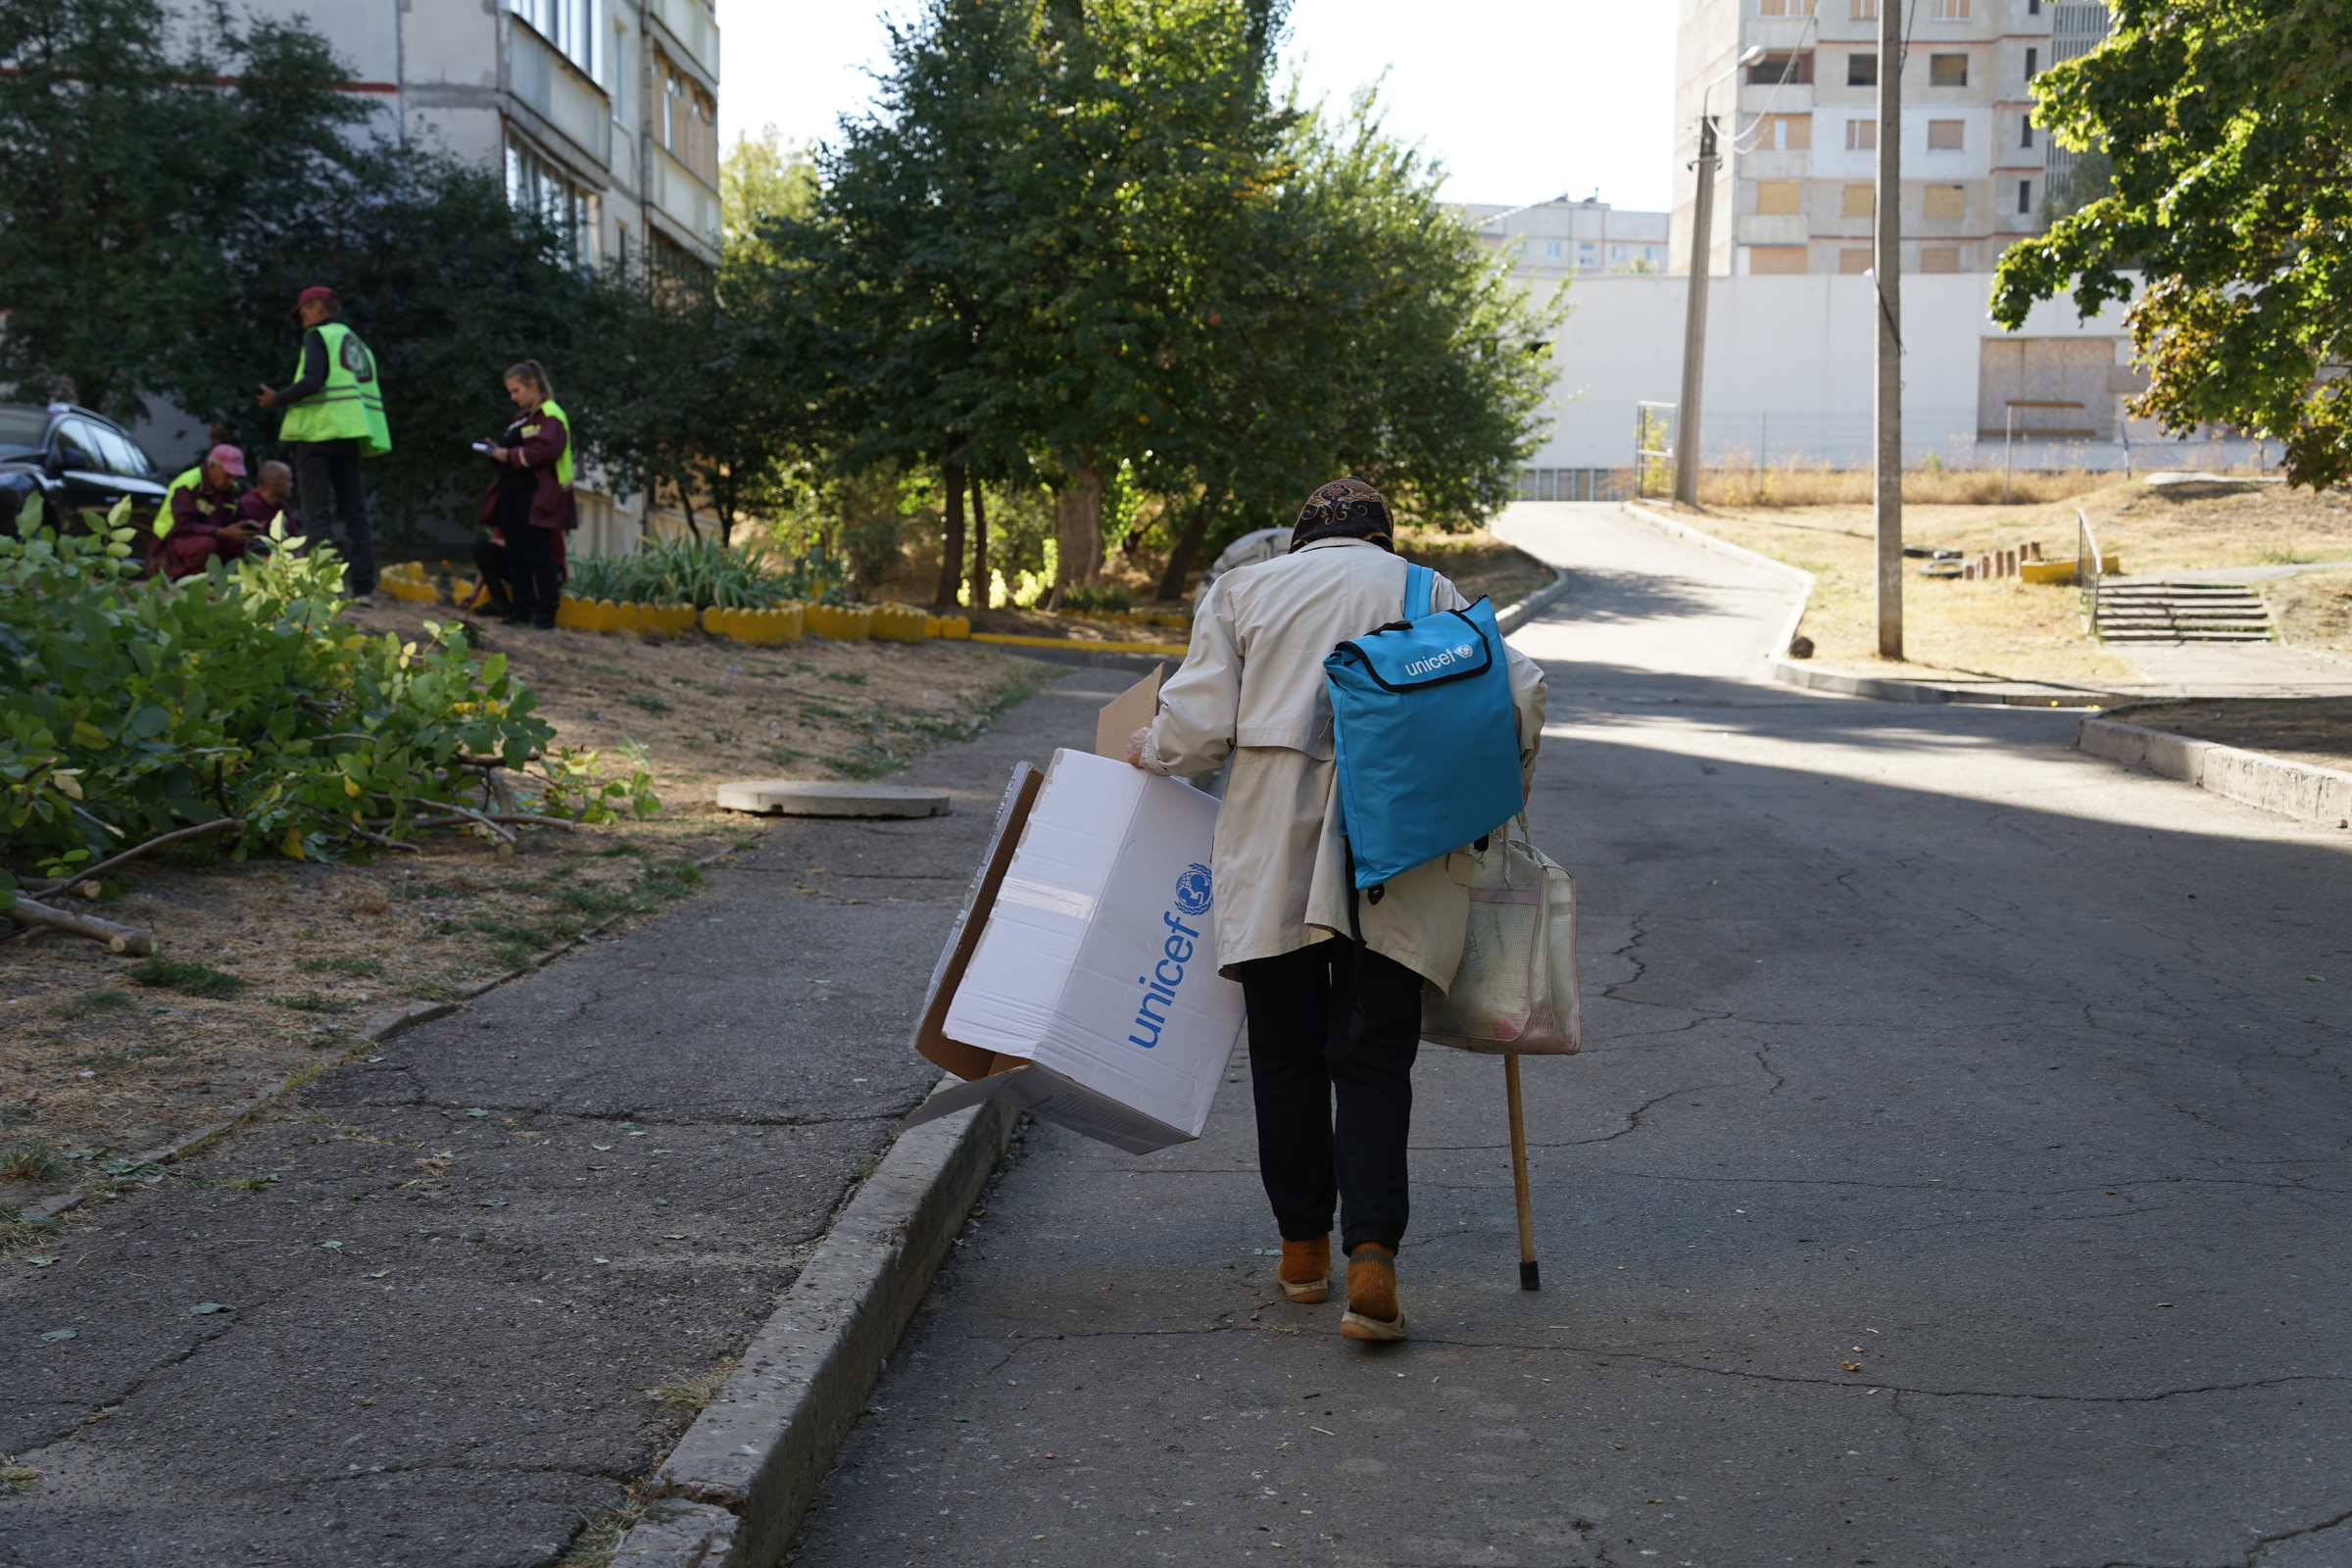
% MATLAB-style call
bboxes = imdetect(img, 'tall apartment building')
[1669,0,2108,276]
[164,0,723,549]
[1463,197,1672,279]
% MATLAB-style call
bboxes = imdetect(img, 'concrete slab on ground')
[712,780,953,817]
[787,501,2352,1568]
[0,659,1124,1568]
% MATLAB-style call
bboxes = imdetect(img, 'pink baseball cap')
[206,444,248,478]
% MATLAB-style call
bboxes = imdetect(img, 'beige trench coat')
[1140,536,1548,989]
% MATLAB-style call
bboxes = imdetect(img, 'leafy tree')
[1990,0,2352,487]
[721,126,819,264]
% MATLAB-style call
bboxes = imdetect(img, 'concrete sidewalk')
[790,504,2352,1567]
[0,661,1125,1568]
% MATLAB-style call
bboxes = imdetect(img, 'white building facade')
[1463,197,1671,278]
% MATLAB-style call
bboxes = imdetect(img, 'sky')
[715,1,1681,215]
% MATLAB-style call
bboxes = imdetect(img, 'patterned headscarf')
[1288,476,1393,553]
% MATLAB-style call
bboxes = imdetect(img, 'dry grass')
[2117,698,2352,777]
[1696,459,2120,509]
[1397,525,1554,612]
[1693,477,2352,684]
[2267,569,2352,658]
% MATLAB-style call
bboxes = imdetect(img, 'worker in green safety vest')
[475,358,579,630]
[257,285,391,605]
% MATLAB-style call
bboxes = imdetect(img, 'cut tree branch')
[4,897,153,956]
[23,818,245,895]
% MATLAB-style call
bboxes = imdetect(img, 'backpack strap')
[1403,563,1434,621]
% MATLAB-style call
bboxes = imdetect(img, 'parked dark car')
[0,402,170,536]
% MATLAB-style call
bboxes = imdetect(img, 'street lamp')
[1673,44,1767,507]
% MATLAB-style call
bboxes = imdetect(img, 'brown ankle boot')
[1277,1235,1331,1303]
[1340,1244,1408,1341]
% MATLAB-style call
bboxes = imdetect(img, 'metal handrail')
[2077,505,2103,636]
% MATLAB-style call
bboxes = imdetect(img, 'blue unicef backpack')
[1324,563,1524,891]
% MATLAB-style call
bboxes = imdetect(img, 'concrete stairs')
[2093,580,2275,643]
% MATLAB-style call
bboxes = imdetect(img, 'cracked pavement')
[0,659,1128,1567]
[787,504,2351,1568]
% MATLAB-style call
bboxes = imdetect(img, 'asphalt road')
[788,503,2352,1568]
[0,656,1121,1568]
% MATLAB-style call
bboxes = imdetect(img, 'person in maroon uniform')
[150,445,260,580]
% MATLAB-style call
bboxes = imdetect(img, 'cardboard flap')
[908,761,1046,1081]
[1093,664,1165,760]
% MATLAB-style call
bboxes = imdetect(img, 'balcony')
[509,19,610,171]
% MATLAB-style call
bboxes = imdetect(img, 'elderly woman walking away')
[478,360,577,629]
[1126,477,1547,1342]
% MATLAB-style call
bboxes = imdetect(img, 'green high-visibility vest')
[280,320,393,458]
[156,465,202,537]
[520,399,574,487]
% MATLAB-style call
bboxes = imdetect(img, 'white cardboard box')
[904,711,1244,1153]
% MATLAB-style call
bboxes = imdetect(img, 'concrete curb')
[1494,564,1573,636]
[610,1082,1022,1568]
[1618,503,2126,708]
[2076,713,2352,829]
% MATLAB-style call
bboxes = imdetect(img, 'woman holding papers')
[1126,477,1547,1341]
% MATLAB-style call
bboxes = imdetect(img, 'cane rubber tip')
[1519,1259,1541,1292]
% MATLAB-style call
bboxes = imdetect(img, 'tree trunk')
[935,459,966,607]
[968,476,990,611]
[1054,465,1103,598]
[1155,492,1215,602]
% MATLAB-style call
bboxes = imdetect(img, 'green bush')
[1056,583,1134,613]
[563,535,849,609]
[0,508,657,888]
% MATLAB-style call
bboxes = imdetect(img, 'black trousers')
[293,438,372,596]
[504,522,561,627]
[1235,938,1422,1255]
[470,537,513,610]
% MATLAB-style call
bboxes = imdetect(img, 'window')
[1930,0,1970,17]
[1756,180,1804,215]
[1845,118,1877,150]
[1758,114,1812,150]
[1930,53,1969,86]
[1852,0,1877,15]
[2019,178,2034,214]
[658,50,719,185]
[1748,53,1813,84]
[507,140,602,267]
[1750,246,1809,274]
[1759,0,1816,13]
[1545,241,1561,258]
[1920,246,1961,272]
[1848,53,1878,85]
[1923,183,1966,219]
[2025,46,2038,78]
[510,0,599,80]
[1842,183,1876,218]
[2021,116,2034,148]
[1927,120,1966,149]
[1840,248,1874,273]
[2028,0,2040,11]
[611,18,628,124]
[1611,244,1627,260]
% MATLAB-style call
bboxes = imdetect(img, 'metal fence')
[1635,402,1677,499]
[1516,466,1632,503]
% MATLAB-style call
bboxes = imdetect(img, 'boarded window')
[1848,53,1878,85]
[1931,0,1970,17]
[1750,247,1809,274]
[1842,184,1876,218]
[1920,246,1961,272]
[1978,338,2117,438]
[1759,0,1816,13]
[1930,53,1969,86]
[1749,53,1814,84]
[1928,120,1965,150]
[1840,248,1874,273]
[1759,114,1813,150]
[1852,0,1877,15]
[1756,180,1804,215]
[1923,183,1967,219]
[1846,119,1878,150]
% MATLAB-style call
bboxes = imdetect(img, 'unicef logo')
[1173,863,1214,916]
[1453,644,1475,661]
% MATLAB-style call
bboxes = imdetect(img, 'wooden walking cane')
[1504,1054,1538,1290]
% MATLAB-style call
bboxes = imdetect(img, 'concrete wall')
[1529,271,2263,473]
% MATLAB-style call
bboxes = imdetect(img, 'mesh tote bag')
[1421,816,1581,1054]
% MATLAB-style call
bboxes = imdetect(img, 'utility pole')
[1874,0,1904,659]
[1673,113,1719,507]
